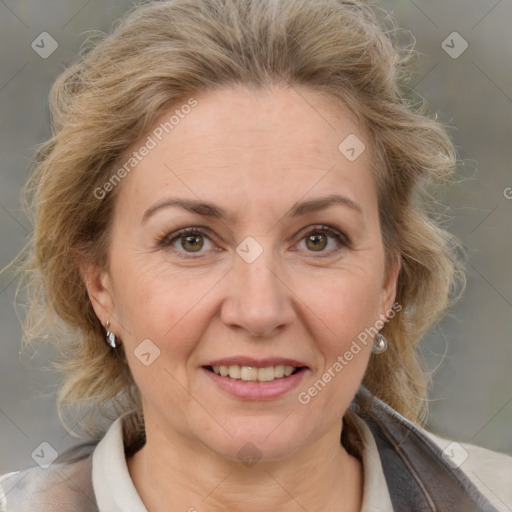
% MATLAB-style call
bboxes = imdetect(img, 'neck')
[127,416,363,512]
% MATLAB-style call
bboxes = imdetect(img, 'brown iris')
[306,232,327,251]
[181,234,204,252]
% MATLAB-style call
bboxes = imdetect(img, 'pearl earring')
[372,333,387,354]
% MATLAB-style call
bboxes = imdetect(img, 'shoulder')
[0,444,99,512]
[424,429,512,512]
[351,387,511,511]
[0,471,17,512]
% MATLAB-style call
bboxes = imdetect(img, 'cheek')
[299,268,383,347]
[112,248,206,327]
[117,266,210,405]
[111,255,224,379]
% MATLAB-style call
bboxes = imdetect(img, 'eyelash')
[157,225,350,259]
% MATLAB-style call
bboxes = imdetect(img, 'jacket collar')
[350,386,499,512]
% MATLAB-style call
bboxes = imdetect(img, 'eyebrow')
[142,193,363,223]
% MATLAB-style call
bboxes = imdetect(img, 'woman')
[1,0,510,510]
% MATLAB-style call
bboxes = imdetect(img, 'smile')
[205,364,302,382]
[202,364,308,400]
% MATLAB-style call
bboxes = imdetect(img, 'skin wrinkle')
[81,85,400,512]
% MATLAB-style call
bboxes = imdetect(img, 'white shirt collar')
[91,412,394,512]
[92,414,147,511]
[347,411,395,511]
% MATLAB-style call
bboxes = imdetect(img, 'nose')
[220,248,296,339]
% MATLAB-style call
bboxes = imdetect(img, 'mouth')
[203,364,305,382]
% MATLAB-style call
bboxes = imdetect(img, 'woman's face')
[86,86,399,461]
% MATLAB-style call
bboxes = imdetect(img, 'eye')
[158,224,350,259]
[158,227,216,257]
[295,225,349,254]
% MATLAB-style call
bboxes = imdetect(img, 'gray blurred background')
[1,0,511,475]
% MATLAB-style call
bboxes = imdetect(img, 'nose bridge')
[239,248,280,297]
[221,237,294,337]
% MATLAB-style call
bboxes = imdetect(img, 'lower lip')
[201,367,308,400]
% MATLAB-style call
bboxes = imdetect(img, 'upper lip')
[204,357,309,368]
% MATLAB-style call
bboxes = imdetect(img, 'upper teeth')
[212,365,296,381]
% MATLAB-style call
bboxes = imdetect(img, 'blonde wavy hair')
[13,0,465,438]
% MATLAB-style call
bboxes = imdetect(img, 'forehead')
[117,86,377,217]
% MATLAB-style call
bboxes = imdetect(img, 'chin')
[197,417,308,463]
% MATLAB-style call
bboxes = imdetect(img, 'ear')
[77,256,117,331]
[380,250,401,316]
